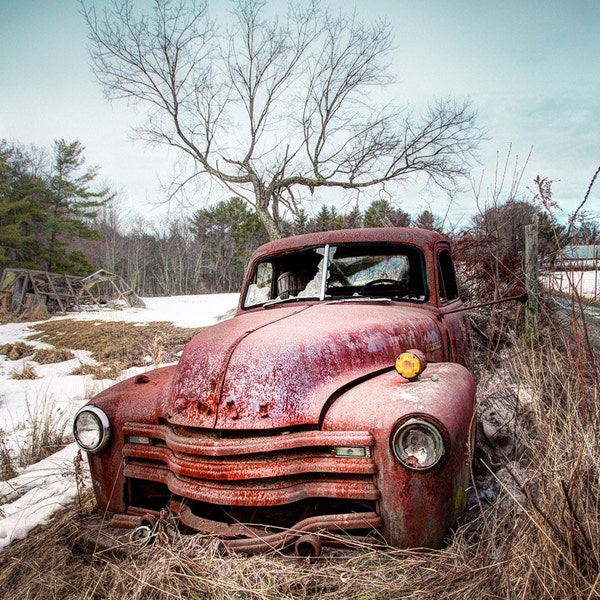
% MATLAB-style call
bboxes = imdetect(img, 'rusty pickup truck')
[73,227,476,557]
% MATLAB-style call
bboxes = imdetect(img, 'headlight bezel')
[390,415,448,471]
[73,406,111,453]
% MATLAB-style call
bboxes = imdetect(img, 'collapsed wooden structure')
[0,268,146,315]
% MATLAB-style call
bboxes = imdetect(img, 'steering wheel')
[362,278,404,289]
[360,278,411,297]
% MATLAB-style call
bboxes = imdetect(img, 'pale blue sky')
[1,0,599,226]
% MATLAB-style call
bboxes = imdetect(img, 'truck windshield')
[243,243,427,308]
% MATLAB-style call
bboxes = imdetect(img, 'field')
[0,285,598,599]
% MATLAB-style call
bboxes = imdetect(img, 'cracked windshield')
[243,244,426,308]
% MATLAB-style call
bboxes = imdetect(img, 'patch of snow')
[0,293,239,549]
[0,443,85,549]
[543,270,600,299]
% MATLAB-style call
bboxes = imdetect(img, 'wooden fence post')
[524,222,539,344]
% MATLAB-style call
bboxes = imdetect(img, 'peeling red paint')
[76,227,476,551]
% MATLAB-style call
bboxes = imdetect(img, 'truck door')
[436,244,470,364]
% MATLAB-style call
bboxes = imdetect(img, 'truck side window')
[244,261,274,307]
[438,249,459,302]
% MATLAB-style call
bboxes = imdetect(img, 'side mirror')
[442,284,528,316]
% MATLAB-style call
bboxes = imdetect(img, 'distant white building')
[559,245,600,270]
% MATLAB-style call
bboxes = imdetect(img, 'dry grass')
[18,398,72,470]
[0,341,36,360]
[0,397,73,481]
[9,361,39,380]
[0,494,527,600]
[69,361,125,380]
[0,431,17,480]
[0,303,49,324]
[27,319,199,369]
[32,347,76,364]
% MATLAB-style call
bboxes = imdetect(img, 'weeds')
[10,361,38,380]
[14,398,72,471]
[0,430,17,480]
[71,450,87,508]
[70,361,124,380]
[0,396,72,481]
[32,348,75,364]
[28,319,198,369]
[469,321,600,598]
[0,341,35,360]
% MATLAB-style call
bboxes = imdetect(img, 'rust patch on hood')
[164,302,444,429]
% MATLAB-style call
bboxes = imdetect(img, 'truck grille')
[121,422,380,534]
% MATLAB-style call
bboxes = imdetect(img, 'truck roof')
[249,227,449,262]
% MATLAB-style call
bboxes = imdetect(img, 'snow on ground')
[0,293,239,550]
[543,270,600,299]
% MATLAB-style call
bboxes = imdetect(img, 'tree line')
[3,137,446,296]
[3,138,598,298]
[89,189,448,296]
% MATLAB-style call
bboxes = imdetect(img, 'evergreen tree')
[0,142,46,269]
[363,199,411,228]
[191,197,268,291]
[311,205,344,232]
[0,139,113,274]
[414,209,443,231]
[0,143,22,267]
[43,139,113,273]
[292,208,309,235]
[343,205,364,229]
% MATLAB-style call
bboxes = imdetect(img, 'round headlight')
[391,418,445,470]
[73,406,110,453]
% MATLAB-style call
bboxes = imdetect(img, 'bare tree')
[84,0,480,239]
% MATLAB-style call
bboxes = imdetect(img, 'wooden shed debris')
[0,268,146,315]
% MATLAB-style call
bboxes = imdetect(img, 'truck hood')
[162,301,444,429]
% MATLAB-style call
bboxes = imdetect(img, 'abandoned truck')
[73,227,476,555]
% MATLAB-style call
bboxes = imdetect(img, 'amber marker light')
[395,350,427,380]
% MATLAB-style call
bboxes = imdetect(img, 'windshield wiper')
[325,297,392,305]
[263,296,319,308]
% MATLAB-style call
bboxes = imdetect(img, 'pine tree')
[363,199,411,228]
[43,139,113,273]
[191,197,268,290]
[0,142,46,269]
[1,139,113,274]
[414,209,443,231]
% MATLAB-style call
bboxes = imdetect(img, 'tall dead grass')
[17,397,73,468]
[0,397,73,480]
[472,321,599,599]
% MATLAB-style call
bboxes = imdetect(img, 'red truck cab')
[74,227,475,555]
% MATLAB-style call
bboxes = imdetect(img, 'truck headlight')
[391,418,445,470]
[395,349,426,380]
[73,406,110,453]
